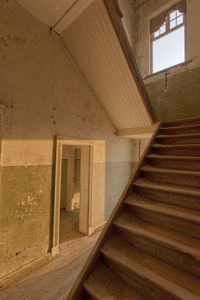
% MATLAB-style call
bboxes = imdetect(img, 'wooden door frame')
[51,138,94,256]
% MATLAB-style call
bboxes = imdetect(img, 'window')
[150,0,186,73]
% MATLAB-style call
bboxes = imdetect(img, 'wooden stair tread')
[101,234,200,300]
[147,153,200,161]
[152,143,200,149]
[157,133,200,139]
[163,117,200,127]
[140,164,200,176]
[69,120,200,300]
[134,177,200,197]
[83,263,146,300]
[124,195,200,222]
[114,209,200,257]
[160,123,200,131]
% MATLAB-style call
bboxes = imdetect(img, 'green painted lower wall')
[0,165,52,279]
[74,160,80,193]
[0,161,134,279]
[105,161,135,220]
[60,159,80,210]
[60,160,68,209]
[146,66,200,121]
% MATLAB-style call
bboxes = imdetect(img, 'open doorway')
[59,146,82,244]
[52,139,105,256]
[52,141,92,255]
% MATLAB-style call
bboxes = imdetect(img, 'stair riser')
[141,171,200,189]
[152,147,200,156]
[163,120,200,127]
[85,293,95,300]
[103,257,179,300]
[159,127,200,135]
[134,187,200,210]
[128,207,200,239]
[146,157,200,171]
[156,136,200,145]
[116,228,200,278]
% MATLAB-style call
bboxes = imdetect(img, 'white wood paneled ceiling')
[16,0,77,26]
[16,0,94,28]
[61,0,152,129]
[16,0,153,130]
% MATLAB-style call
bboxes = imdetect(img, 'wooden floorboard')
[0,231,101,300]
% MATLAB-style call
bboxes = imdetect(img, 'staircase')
[68,118,200,300]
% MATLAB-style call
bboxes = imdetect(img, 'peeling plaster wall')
[126,0,200,121]
[0,0,135,279]
[118,0,135,49]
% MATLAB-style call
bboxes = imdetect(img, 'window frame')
[150,2,186,74]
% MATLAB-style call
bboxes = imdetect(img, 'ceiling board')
[62,0,152,129]
[16,0,77,27]
[129,0,149,10]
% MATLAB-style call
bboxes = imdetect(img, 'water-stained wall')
[121,0,200,121]
[0,0,135,279]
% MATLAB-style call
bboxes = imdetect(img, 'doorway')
[52,140,93,255]
[59,146,82,244]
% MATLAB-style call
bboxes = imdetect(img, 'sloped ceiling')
[128,0,148,10]
[61,0,152,129]
[16,0,77,27]
[16,0,153,130]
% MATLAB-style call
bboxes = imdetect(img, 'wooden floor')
[60,208,84,243]
[0,210,101,300]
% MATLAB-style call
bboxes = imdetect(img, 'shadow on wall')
[146,66,200,121]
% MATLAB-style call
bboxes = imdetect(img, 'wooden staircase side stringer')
[67,122,161,300]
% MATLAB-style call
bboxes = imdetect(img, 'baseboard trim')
[88,221,106,235]
[51,245,60,256]
[0,252,50,290]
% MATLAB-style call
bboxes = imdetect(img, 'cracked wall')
[120,0,200,121]
[0,0,136,279]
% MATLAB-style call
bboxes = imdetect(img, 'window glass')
[170,11,176,20]
[153,27,185,73]
[170,19,177,29]
[151,2,186,74]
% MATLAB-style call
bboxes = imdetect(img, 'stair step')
[101,234,200,300]
[151,143,200,156]
[114,210,200,277]
[140,164,200,188]
[159,123,200,135]
[146,153,200,171]
[133,178,200,210]
[163,117,200,128]
[123,196,200,238]
[83,263,146,300]
[156,133,200,145]
[133,177,200,198]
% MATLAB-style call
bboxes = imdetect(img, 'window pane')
[170,19,176,29]
[177,10,183,17]
[160,24,166,34]
[177,15,183,25]
[153,27,185,73]
[154,30,160,38]
[170,11,176,20]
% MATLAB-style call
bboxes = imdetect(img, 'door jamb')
[51,138,94,256]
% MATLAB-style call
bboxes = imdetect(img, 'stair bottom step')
[83,263,146,300]
[100,233,200,300]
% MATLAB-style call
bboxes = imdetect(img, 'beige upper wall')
[61,0,152,130]
[0,0,137,280]
[14,0,154,129]
[118,0,135,49]
[0,0,135,167]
